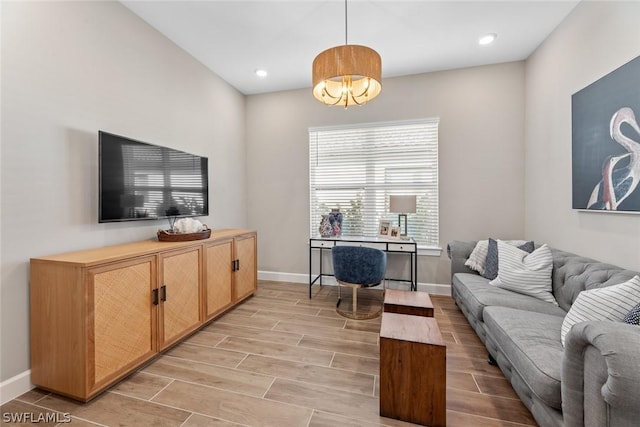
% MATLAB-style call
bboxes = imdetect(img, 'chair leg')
[352,287,358,317]
[337,284,342,307]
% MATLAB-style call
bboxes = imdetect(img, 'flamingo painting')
[587,107,640,210]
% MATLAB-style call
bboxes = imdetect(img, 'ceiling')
[121,0,579,96]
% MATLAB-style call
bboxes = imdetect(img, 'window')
[309,118,439,247]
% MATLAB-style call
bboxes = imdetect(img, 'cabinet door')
[159,247,202,349]
[204,239,233,320]
[89,257,156,392]
[234,234,257,301]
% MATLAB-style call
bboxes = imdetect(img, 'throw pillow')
[561,275,640,346]
[489,242,556,305]
[483,238,535,280]
[622,304,640,325]
[465,240,489,274]
[624,302,640,325]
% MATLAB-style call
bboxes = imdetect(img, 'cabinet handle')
[236,259,240,271]
[152,289,159,305]
[232,260,236,272]
[160,285,167,302]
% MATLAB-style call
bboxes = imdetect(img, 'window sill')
[417,246,442,257]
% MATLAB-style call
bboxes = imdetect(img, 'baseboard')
[0,370,33,405]
[257,270,451,295]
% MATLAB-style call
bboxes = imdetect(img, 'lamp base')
[398,214,408,236]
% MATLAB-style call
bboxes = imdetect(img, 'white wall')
[246,62,527,286]
[1,2,246,383]
[525,1,640,270]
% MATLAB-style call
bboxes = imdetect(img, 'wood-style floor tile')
[446,410,535,427]
[447,371,481,393]
[110,371,173,400]
[153,380,312,427]
[331,353,379,376]
[52,391,189,426]
[184,330,227,348]
[214,313,280,330]
[298,335,379,359]
[474,373,520,399]
[446,388,536,425]
[265,378,380,422]
[15,388,49,404]
[251,310,347,329]
[447,355,504,377]
[308,410,385,427]
[344,319,382,333]
[216,336,334,366]
[182,413,244,426]
[165,342,248,368]
[274,320,379,344]
[142,356,273,397]
[203,322,303,346]
[238,354,375,395]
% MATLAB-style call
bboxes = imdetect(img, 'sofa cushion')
[561,275,640,346]
[484,306,564,410]
[453,273,566,322]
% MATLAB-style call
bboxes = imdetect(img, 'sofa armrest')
[562,321,640,427]
[446,240,478,280]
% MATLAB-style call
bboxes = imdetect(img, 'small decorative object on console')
[328,208,343,236]
[158,218,211,242]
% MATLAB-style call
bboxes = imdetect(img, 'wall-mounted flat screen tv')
[99,131,209,223]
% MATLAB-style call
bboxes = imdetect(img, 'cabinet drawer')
[311,240,335,248]
[388,243,416,252]
[336,241,387,251]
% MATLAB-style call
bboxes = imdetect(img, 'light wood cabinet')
[233,233,257,302]
[158,247,202,350]
[30,228,256,401]
[204,239,234,320]
[203,232,257,320]
[88,257,157,394]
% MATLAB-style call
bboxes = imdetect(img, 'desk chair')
[331,245,387,320]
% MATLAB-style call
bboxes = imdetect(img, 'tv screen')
[99,131,209,223]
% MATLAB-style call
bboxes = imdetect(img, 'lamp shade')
[389,195,417,214]
[312,45,382,107]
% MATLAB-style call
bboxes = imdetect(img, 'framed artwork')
[572,55,640,212]
[378,220,391,237]
[389,226,401,240]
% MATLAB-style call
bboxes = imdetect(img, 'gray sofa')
[447,240,640,427]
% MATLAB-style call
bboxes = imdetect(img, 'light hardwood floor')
[2,281,537,426]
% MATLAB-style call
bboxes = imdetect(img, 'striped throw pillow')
[561,275,640,346]
[489,241,556,305]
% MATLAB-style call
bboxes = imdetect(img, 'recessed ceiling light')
[478,33,497,46]
[255,69,268,78]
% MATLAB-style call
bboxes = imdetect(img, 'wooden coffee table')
[379,312,446,426]
[383,289,434,317]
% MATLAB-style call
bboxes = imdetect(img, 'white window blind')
[309,118,439,246]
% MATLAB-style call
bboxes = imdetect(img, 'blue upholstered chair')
[332,245,387,320]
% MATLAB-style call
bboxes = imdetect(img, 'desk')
[308,236,418,298]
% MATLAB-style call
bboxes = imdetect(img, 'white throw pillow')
[489,241,557,305]
[465,240,489,274]
[560,275,640,347]
[465,239,531,275]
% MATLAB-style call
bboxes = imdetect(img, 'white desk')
[308,235,418,298]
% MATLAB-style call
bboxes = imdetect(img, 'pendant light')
[312,0,382,108]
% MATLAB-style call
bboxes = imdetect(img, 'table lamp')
[389,195,417,237]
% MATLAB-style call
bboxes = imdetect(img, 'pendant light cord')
[344,0,348,45]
